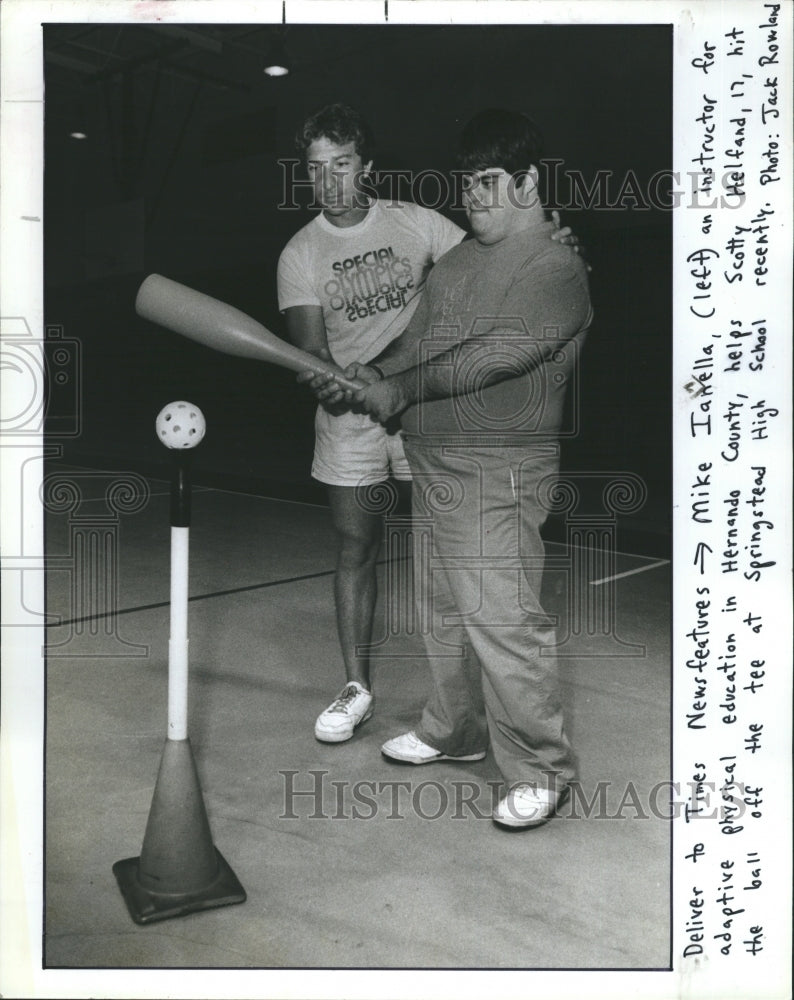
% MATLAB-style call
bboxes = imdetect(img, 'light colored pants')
[405,439,576,789]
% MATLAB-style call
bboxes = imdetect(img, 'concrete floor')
[44,469,671,970]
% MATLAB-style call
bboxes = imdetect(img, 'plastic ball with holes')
[155,401,206,449]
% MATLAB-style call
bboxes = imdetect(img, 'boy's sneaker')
[381,730,486,764]
[314,682,373,743]
[492,783,568,829]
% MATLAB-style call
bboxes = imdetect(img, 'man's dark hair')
[295,103,375,163]
[456,108,544,183]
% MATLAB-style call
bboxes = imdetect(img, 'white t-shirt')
[277,200,464,368]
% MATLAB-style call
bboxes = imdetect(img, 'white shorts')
[311,406,412,486]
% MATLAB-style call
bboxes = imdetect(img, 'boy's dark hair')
[295,103,375,163]
[456,108,544,185]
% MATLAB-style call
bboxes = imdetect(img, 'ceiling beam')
[45,51,99,74]
[154,26,224,53]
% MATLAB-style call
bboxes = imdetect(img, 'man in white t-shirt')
[278,104,465,744]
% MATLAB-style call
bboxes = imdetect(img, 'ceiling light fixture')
[264,34,290,77]
[264,2,290,77]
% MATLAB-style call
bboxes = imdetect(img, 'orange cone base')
[113,848,246,925]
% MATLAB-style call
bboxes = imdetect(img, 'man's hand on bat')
[352,375,412,424]
[297,359,382,413]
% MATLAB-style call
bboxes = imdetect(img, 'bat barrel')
[136,274,366,392]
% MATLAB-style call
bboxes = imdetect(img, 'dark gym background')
[43,22,671,550]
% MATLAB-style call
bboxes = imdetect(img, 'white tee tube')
[168,525,190,740]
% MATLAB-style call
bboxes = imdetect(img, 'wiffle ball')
[156,401,206,449]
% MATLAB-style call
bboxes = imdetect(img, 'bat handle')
[331,373,368,393]
[302,362,367,394]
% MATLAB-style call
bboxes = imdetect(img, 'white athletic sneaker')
[493,783,567,829]
[314,682,374,743]
[381,731,486,765]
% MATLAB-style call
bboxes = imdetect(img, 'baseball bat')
[135,273,366,393]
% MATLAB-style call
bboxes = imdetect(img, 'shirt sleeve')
[406,203,464,264]
[499,249,593,343]
[429,210,466,262]
[277,239,320,311]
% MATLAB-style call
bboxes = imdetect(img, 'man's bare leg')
[313,481,410,742]
[327,484,383,690]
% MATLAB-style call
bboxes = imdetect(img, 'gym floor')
[44,465,671,971]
